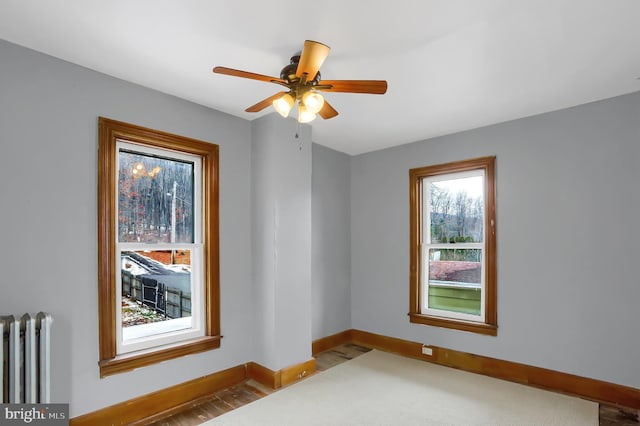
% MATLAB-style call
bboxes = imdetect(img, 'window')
[98,117,220,377]
[409,157,496,335]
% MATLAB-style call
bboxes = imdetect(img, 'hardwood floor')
[600,405,640,426]
[143,343,637,425]
[143,381,272,426]
[314,343,372,372]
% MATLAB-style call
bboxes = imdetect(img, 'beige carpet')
[205,349,598,426]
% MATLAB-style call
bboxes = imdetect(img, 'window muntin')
[98,117,220,377]
[409,157,496,335]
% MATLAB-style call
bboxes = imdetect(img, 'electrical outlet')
[421,345,433,356]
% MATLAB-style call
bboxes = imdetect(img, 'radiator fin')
[1,312,52,403]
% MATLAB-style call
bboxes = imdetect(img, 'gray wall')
[311,143,351,340]
[0,39,255,417]
[3,34,640,418]
[351,90,640,388]
[251,114,312,370]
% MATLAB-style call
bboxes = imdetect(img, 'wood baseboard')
[349,329,640,409]
[246,358,317,389]
[71,356,316,424]
[281,358,316,386]
[69,364,246,426]
[246,361,280,389]
[312,329,353,355]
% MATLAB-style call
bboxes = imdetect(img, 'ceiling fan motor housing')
[280,54,321,85]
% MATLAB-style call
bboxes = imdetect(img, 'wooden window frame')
[98,117,220,377]
[409,156,497,336]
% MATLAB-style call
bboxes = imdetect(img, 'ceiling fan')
[213,40,388,123]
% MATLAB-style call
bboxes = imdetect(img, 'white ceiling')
[1,1,639,155]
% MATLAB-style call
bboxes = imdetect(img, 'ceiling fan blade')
[213,66,286,85]
[318,100,339,120]
[296,40,331,80]
[245,91,287,113]
[317,80,388,94]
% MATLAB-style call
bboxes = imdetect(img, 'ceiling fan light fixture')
[273,93,294,117]
[298,104,316,123]
[213,39,387,124]
[302,91,325,114]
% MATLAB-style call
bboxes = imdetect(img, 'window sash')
[422,169,485,245]
[115,244,205,354]
[114,140,204,355]
[116,140,203,245]
[420,244,486,322]
[421,168,487,322]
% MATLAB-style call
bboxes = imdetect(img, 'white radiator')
[1,312,52,403]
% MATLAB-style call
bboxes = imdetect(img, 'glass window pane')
[118,150,194,243]
[427,176,484,243]
[427,248,481,316]
[121,250,192,341]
